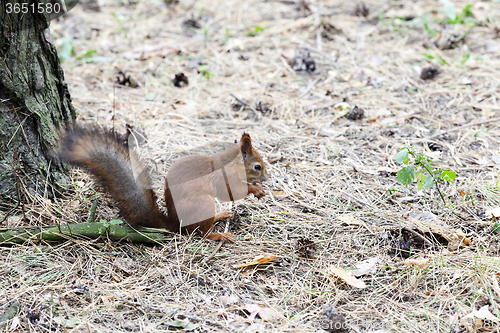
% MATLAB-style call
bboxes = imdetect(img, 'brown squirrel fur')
[59,126,268,242]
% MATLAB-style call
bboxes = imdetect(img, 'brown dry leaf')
[258,307,285,321]
[243,304,285,322]
[404,258,431,267]
[486,208,500,219]
[326,266,366,288]
[69,200,81,209]
[461,305,500,323]
[273,190,289,199]
[233,254,277,269]
[408,217,472,249]
[244,304,261,320]
[448,229,472,250]
[218,296,239,306]
[337,214,362,226]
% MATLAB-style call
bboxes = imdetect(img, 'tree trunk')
[0,0,75,212]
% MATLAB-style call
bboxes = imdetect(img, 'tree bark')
[0,0,75,212]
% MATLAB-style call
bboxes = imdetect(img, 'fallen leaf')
[9,316,20,331]
[234,254,277,269]
[165,319,201,331]
[243,304,285,322]
[326,266,366,288]
[244,304,261,320]
[334,102,351,111]
[407,217,472,250]
[486,208,500,219]
[462,305,499,323]
[218,296,238,306]
[337,214,362,226]
[448,229,472,250]
[258,307,285,321]
[404,258,431,267]
[350,257,379,277]
[273,190,289,199]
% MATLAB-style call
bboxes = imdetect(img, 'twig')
[427,117,500,140]
[203,241,223,263]
[298,78,321,99]
[230,93,255,110]
[87,199,98,223]
[403,227,434,247]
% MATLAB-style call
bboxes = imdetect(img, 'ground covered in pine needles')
[2,0,500,332]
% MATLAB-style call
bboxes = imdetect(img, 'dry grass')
[2,0,500,331]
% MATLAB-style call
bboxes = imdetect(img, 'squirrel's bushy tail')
[60,126,170,229]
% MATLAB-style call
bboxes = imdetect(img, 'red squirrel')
[59,126,268,242]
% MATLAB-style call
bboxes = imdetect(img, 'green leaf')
[441,170,456,182]
[439,0,457,22]
[166,320,201,331]
[422,53,434,60]
[493,222,500,233]
[417,174,426,191]
[109,219,123,225]
[75,49,97,60]
[398,166,415,186]
[423,23,436,38]
[59,37,74,62]
[423,176,434,188]
[396,148,409,165]
[462,4,474,18]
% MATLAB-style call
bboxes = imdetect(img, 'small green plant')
[221,28,230,44]
[439,0,476,26]
[198,65,214,79]
[422,53,449,66]
[247,25,268,36]
[99,219,123,231]
[111,12,128,37]
[75,49,97,61]
[396,145,456,204]
[460,52,470,64]
[202,26,210,47]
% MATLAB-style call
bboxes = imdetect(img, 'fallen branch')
[0,221,168,245]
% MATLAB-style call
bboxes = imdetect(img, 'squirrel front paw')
[248,183,266,199]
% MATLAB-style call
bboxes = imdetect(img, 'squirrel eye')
[254,164,262,171]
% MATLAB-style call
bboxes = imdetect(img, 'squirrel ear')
[240,133,252,158]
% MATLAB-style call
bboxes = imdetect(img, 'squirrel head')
[239,133,269,183]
